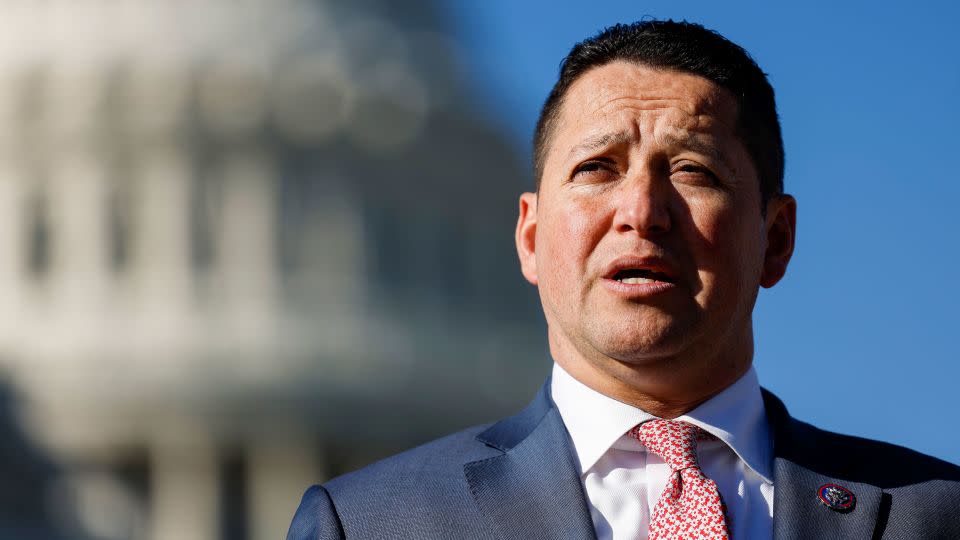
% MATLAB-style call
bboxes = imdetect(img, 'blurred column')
[148,426,219,540]
[0,55,26,351]
[246,433,323,540]
[41,44,111,350]
[0,156,26,349]
[214,150,277,345]
[46,149,110,341]
[287,178,367,362]
[129,145,193,344]
[306,181,365,310]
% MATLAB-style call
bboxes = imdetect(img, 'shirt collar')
[550,362,773,483]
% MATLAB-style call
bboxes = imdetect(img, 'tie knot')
[629,419,712,471]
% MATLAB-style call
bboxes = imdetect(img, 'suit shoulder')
[287,485,343,540]
[326,422,499,495]
[797,423,960,536]
[782,414,960,488]
[317,424,500,538]
[763,388,960,488]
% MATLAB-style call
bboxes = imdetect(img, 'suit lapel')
[464,383,596,540]
[771,457,882,539]
[763,390,882,539]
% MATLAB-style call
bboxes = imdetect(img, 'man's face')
[516,61,794,370]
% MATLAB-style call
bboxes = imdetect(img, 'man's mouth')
[611,268,675,285]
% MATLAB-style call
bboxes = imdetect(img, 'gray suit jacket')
[288,381,960,539]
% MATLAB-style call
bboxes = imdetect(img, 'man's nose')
[612,171,671,236]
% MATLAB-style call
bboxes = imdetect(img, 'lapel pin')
[817,483,856,513]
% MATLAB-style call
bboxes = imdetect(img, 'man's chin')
[589,332,692,365]
[583,313,694,359]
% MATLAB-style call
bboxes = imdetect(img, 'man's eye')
[573,160,614,177]
[672,163,718,185]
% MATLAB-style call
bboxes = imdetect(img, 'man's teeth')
[619,276,658,284]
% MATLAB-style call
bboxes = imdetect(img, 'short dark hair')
[533,20,784,206]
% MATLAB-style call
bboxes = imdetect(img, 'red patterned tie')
[628,419,730,540]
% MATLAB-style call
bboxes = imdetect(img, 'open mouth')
[611,268,675,285]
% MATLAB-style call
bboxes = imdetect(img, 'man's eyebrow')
[565,131,634,159]
[660,132,727,166]
[566,130,730,168]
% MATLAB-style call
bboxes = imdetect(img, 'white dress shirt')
[551,363,775,540]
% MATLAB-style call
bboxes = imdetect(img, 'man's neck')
[549,332,753,419]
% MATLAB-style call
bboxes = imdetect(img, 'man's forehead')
[558,61,739,134]
[539,61,752,182]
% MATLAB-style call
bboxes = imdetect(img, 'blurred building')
[0,1,546,539]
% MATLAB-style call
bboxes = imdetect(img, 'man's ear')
[515,192,539,285]
[760,194,797,288]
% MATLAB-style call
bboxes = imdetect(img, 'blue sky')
[444,1,960,464]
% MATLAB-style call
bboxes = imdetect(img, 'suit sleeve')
[286,485,345,540]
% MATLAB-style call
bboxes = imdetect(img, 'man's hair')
[533,20,784,206]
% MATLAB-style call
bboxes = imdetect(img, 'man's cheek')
[687,211,738,256]
[562,203,610,255]
[539,241,573,289]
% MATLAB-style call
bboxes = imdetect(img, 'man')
[288,20,960,539]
